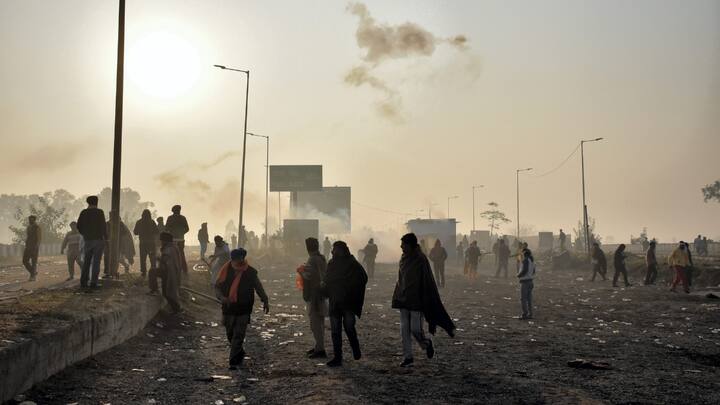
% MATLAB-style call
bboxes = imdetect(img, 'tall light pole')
[447,195,459,218]
[581,137,603,255]
[214,64,250,245]
[428,203,438,219]
[248,132,269,248]
[472,185,484,232]
[109,0,125,278]
[516,168,533,239]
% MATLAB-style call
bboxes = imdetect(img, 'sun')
[127,31,201,99]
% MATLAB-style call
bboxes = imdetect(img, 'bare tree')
[479,202,511,238]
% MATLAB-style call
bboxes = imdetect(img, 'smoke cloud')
[4,140,95,172]
[345,2,470,120]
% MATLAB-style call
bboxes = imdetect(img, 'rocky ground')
[10,257,720,404]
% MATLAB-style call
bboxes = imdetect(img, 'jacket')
[25,223,42,247]
[428,246,447,264]
[465,246,481,264]
[517,257,536,282]
[77,207,107,241]
[325,254,367,317]
[363,243,378,260]
[302,252,327,303]
[134,217,159,244]
[215,264,268,316]
[613,249,626,270]
[592,247,607,268]
[61,230,82,254]
[392,248,456,336]
[165,214,189,241]
[668,248,690,267]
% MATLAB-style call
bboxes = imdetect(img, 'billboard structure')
[283,219,319,258]
[269,165,322,192]
[406,218,457,261]
[294,186,351,234]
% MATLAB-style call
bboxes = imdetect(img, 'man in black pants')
[324,241,368,367]
[495,238,511,278]
[77,196,107,289]
[612,244,631,287]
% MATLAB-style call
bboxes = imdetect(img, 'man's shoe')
[308,350,327,359]
[400,358,414,367]
[426,341,434,359]
[326,357,342,367]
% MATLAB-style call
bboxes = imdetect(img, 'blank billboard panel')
[269,165,323,192]
[295,186,351,234]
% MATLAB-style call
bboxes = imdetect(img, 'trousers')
[307,298,327,352]
[330,310,360,359]
[520,281,534,317]
[223,314,250,365]
[399,309,431,360]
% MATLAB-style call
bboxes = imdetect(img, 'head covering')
[214,235,224,243]
[231,248,247,261]
[171,205,181,213]
[401,233,418,246]
[141,209,152,220]
[86,195,98,205]
[305,237,319,252]
[332,240,351,255]
[159,232,173,243]
[369,238,374,243]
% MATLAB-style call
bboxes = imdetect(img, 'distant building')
[406,218,457,260]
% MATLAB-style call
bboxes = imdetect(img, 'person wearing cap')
[392,233,455,367]
[612,244,631,288]
[22,215,42,281]
[158,231,183,313]
[361,238,379,278]
[300,237,328,359]
[215,248,269,369]
[324,240,367,367]
[517,248,536,319]
[644,240,658,285]
[61,221,83,281]
[77,195,107,289]
[165,205,189,274]
[668,242,691,293]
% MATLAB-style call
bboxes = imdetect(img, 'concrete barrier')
[0,292,163,403]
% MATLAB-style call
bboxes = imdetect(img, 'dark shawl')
[325,255,368,318]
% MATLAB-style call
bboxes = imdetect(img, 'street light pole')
[472,185,484,232]
[214,64,250,246]
[109,0,125,278]
[447,195,459,218]
[248,132,269,248]
[580,137,603,256]
[516,168,533,239]
[428,203,437,219]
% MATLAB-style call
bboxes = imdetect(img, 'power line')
[532,143,580,178]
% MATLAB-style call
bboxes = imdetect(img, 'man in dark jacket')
[612,244,631,287]
[300,237,328,359]
[134,209,159,278]
[215,248,269,370]
[22,215,42,281]
[591,243,607,282]
[325,241,367,367]
[465,241,481,280]
[165,205,189,274]
[392,233,455,367]
[158,232,182,313]
[362,238,379,278]
[428,239,448,288]
[495,238,511,278]
[77,196,107,289]
[198,223,210,260]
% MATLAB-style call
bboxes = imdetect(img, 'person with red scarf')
[214,248,269,370]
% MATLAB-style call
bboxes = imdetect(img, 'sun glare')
[127,31,201,99]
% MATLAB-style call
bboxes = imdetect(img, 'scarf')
[216,260,249,303]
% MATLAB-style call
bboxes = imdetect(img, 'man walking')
[215,248,270,369]
[61,221,82,281]
[362,238,379,278]
[495,238,511,278]
[668,242,690,293]
[517,248,536,320]
[198,223,210,260]
[590,243,607,281]
[456,242,464,267]
[158,232,183,313]
[299,237,327,359]
[644,240,658,285]
[612,244,631,287]
[134,209,159,279]
[77,196,107,289]
[558,229,566,251]
[325,241,367,367]
[323,236,332,258]
[428,239,448,288]
[22,215,42,281]
[392,233,455,367]
[165,205,189,274]
[465,241,481,280]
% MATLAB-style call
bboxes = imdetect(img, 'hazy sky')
[1,0,719,244]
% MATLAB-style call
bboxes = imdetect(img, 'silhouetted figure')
[701,236,709,256]
[77,196,107,289]
[612,244,631,287]
[456,242,464,266]
[158,232,182,313]
[668,242,690,293]
[590,243,607,281]
[61,221,82,281]
[325,241,367,367]
[428,239,448,288]
[300,237,328,359]
[165,205,189,274]
[495,238,511,278]
[134,209,159,279]
[465,241,481,280]
[22,215,41,281]
[392,233,455,367]
[209,235,231,286]
[231,234,238,250]
[156,217,165,234]
[644,240,658,285]
[362,238,378,278]
[559,229,566,251]
[517,248,536,319]
[323,236,332,258]
[104,213,134,276]
[693,234,702,255]
[198,223,210,260]
[215,248,269,370]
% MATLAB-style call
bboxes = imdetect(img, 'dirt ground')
[12,256,720,404]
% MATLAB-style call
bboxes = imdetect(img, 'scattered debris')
[567,359,612,370]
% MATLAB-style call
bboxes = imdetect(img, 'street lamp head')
[595,137,604,141]
[213,64,226,69]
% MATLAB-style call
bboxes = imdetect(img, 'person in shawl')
[158,232,182,313]
[214,248,269,370]
[324,241,368,367]
[392,233,455,367]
